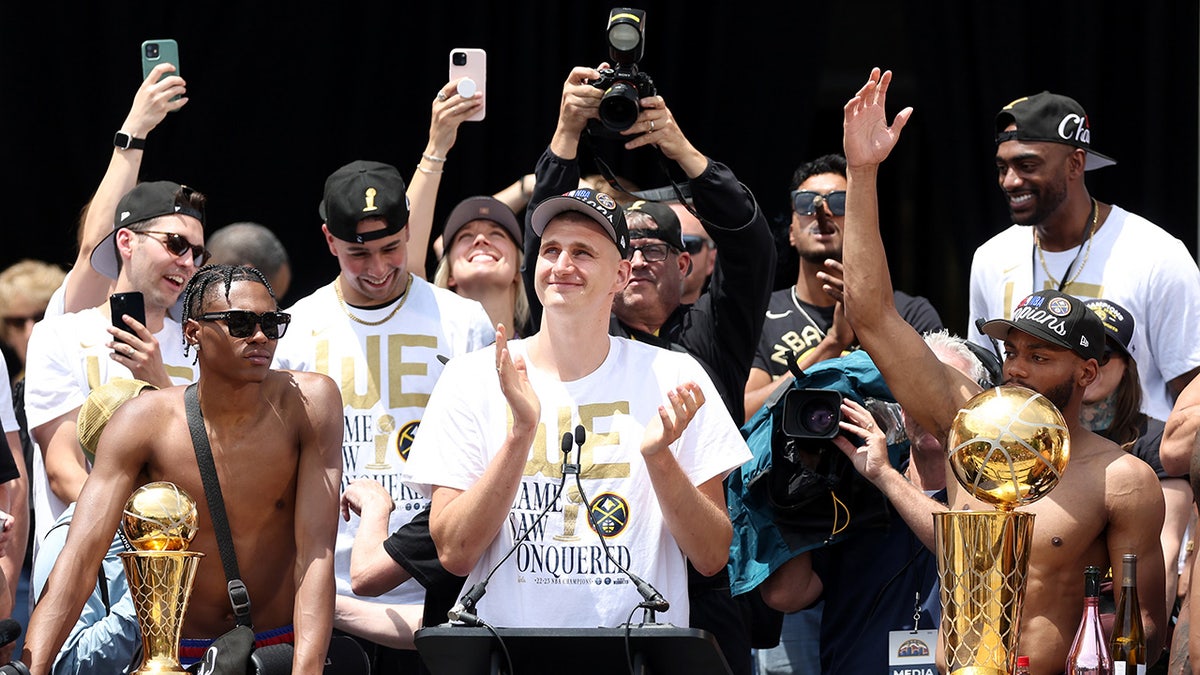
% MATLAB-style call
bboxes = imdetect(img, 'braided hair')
[180,264,276,357]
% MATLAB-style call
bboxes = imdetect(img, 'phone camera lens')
[452,51,467,66]
[146,44,159,58]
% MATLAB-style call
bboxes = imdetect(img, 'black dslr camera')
[591,8,656,132]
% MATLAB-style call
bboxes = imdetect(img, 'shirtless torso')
[24,272,343,675]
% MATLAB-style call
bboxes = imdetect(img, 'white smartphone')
[449,48,486,122]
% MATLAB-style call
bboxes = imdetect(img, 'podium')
[414,624,732,675]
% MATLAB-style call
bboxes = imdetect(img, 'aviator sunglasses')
[196,310,291,340]
[791,190,847,217]
[133,230,211,266]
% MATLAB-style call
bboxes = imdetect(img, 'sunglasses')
[629,243,673,263]
[134,230,211,267]
[196,310,291,340]
[681,234,713,255]
[792,190,847,217]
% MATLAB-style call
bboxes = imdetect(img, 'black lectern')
[414,624,732,675]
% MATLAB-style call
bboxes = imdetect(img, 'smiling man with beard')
[843,68,1168,675]
[967,91,1200,421]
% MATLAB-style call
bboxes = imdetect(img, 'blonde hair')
[0,259,66,317]
[434,247,530,334]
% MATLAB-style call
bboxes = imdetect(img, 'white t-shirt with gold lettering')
[403,336,752,628]
[273,275,493,607]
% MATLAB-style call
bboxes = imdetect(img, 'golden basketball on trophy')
[936,384,1071,675]
[120,482,204,674]
[123,481,200,551]
[946,384,1070,509]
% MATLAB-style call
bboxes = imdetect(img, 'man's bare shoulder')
[267,368,338,398]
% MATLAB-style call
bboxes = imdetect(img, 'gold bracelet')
[421,152,446,163]
[416,164,443,175]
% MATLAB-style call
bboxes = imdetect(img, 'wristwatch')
[113,131,146,150]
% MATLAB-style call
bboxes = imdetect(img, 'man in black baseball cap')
[968,86,1200,422]
[271,158,494,671]
[841,68,1169,670]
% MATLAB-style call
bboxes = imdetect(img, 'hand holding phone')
[449,48,486,122]
[110,292,146,335]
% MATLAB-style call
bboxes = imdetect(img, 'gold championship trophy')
[120,482,203,674]
[937,385,1070,675]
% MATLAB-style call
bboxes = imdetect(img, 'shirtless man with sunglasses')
[24,264,343,674]
[24,181,209,553]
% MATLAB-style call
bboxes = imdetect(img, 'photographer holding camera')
[519,47,775,675]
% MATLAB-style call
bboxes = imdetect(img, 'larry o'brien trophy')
[120,482,203,674]
[937,385,1070,675]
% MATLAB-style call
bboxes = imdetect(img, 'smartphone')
[449,48,486,122]
[141,39,180,81]
[110,292,146,334]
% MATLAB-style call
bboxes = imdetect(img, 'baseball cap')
[1084,298,1135,360]
[980,289,1105,362]
[76,378,158,463]
[91,181,206,279]
[995,91,1117,171]
[319,160,410,243]
[530,188,629,257]
[442,196,522,246]
[625,200,685,251]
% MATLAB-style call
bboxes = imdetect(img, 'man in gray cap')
[25,181,206,548]
[403,187,751,629]
[272,159,492,669]
[967,90,1200,421]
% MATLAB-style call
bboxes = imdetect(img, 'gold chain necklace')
[333,273,413,326]
[1034,198,1098,291]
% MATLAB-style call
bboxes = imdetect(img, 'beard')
[1011,174,1069,226]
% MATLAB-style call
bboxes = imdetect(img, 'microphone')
[0,619,21,648]
[562,427,580,477]
[568,427,672,618]
[446,432,577,627]
[446,580,488,627]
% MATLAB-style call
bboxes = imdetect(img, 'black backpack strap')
[184,383,253,627]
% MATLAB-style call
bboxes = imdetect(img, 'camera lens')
[598,81,640,132]
[452,51,467,66]
[798,399,838,437]
[146,43,159,59]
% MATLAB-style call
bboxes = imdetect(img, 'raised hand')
[495,325,540,434]
[843,67,913,168]
[641,382,705,458]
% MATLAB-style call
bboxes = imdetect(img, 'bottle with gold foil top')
[1067,566,1113,674]
[1109,554,1146,674]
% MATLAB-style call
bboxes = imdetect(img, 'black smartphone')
[110,292,146,334]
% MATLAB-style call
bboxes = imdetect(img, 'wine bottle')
[1066,565,1113,674]
[1109,554,1146,674]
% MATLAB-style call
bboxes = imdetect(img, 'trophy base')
[135,658,192,674]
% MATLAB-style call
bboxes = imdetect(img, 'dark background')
[1,1,1195,335]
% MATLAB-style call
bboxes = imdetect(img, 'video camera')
[591,8,656,133]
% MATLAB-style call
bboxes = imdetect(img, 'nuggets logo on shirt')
[396,420,420,461]
[588,493,630,537]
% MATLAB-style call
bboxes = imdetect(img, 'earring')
[193,342,201,351]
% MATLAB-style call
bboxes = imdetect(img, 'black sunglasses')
[681,234,713,255]
[2,312,44,329]
[792,190,847,217]
[196,310,291,340]
[134,230,211,266]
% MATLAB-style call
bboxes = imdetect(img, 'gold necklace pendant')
[334,273,413,326]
